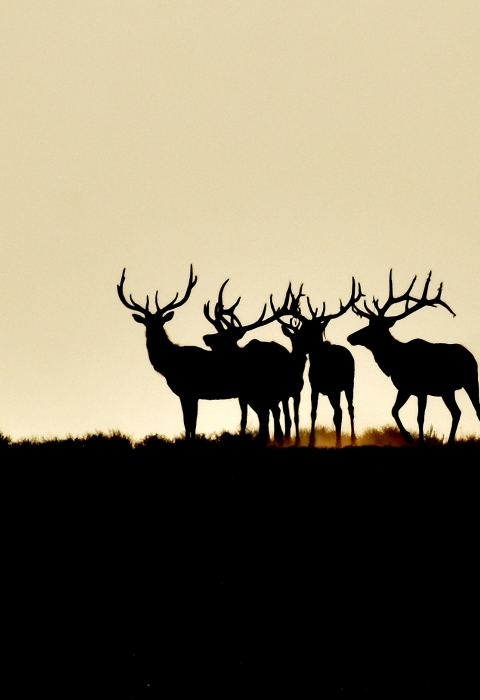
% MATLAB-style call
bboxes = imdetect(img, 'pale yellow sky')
[1,1,479,440]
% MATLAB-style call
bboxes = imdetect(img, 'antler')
[205,281,294,338]
[270,284,304,331]
[118,265,197,317]
[304,278,364,326]
[117,269,151,314]
[154,264,198,315]
[353,271,455,321]
[204,279,242,332]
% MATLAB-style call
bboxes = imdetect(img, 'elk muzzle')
[347,327,368,347]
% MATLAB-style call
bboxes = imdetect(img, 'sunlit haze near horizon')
[1,2,479,442]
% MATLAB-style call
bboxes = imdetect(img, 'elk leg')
[392,391,414,444]
[310,390,319,447]
[256,407,270,445]
[328,392,342,448]
[239,397,248,436]
[344,384,356,445]
[293,392,301,446]
[180,396,198,440]
[283,398,292,443]
[464,377,480,422]
[417,394,427,445]
[192,400,198,439]
[442,392,461,445]
[272,403,284,445]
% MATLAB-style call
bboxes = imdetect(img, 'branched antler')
[352,271,455,321]
[118,265,197,317]
[205,281,293,338]
[270,284,304,331]
[296,278,364,327]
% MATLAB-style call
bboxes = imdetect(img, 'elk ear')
[385,317,396,328]
[282,326,294,339]
[163,311,175,323]
[132,314,146,324]
[203,334,214,348]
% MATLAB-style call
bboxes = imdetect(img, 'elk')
[283,279,363,447]
[117,266,246,440]
[203,281,293,443]
[347,271,480,445]
[269,285,309,445]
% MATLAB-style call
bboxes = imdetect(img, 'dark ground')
[2,436,479,696]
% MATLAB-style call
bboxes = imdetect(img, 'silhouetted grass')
[1,425,479,460]
[296,424,480,447]
[0,431,11,451]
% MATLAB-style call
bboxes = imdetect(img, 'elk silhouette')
[283,279,363,447]
[347,271,480,445]
[118,266,246,440]
[269,285,309,445]
[203,280,293,443]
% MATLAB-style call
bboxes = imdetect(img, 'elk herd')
[118,267,480,446]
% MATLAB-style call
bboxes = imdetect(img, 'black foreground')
[3,436,479,696]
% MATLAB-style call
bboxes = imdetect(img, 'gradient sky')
[1,1,479,441]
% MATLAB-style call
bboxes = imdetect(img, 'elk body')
[285,279,362,447]
[203,281,294,443]
[347,271,480,445]
[118,266,246,439]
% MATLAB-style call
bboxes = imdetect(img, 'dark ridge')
[2,430,479,694]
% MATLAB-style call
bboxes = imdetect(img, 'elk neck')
[144,323,179,377]
[306,337,332,362]
[289,337,308,374]
[366,330,404,378]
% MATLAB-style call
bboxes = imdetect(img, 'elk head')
[269,284,308,350]
[272,278,363,350]
[347,271,456,349]
[203,280,292,351]
[117,265,198,327]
